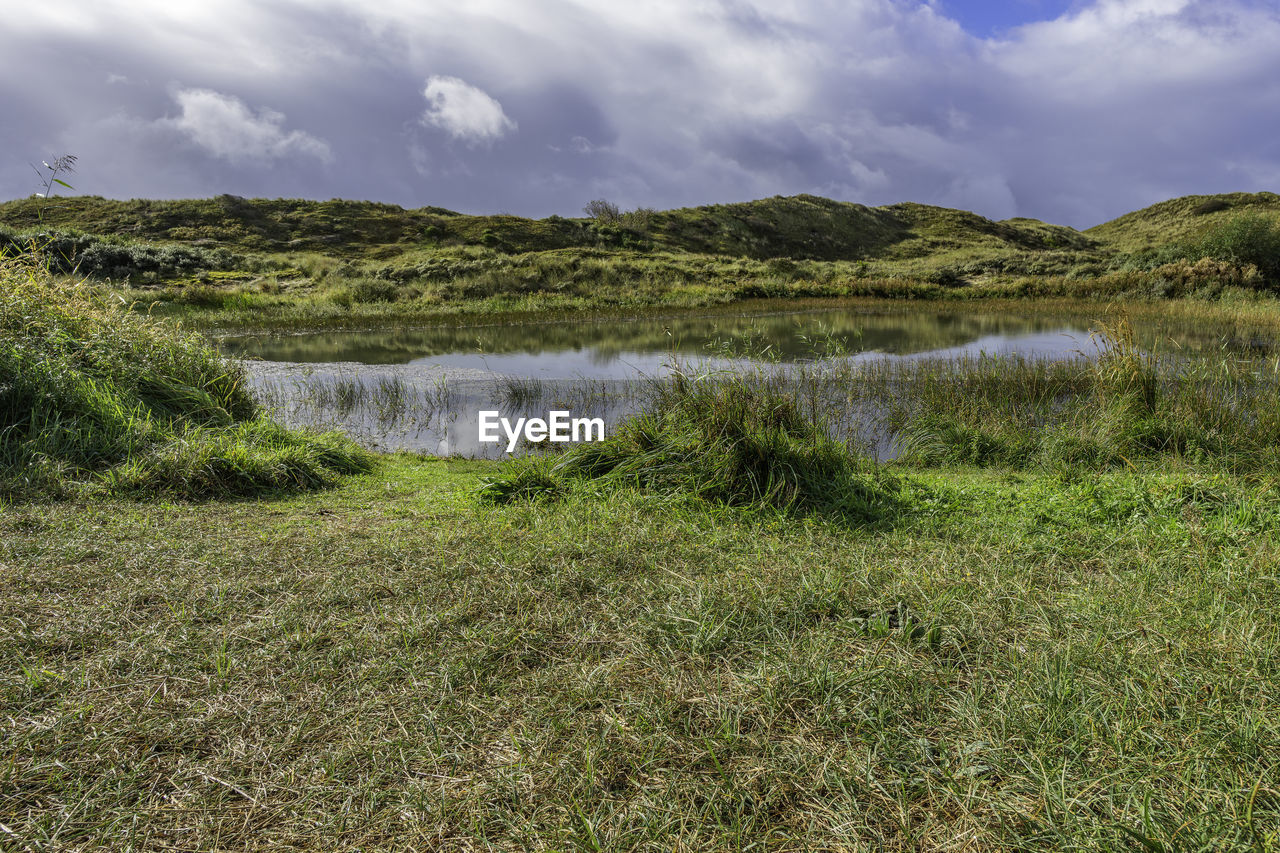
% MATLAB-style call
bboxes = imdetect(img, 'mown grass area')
[0,261,371,498]
[3,451,1278,849]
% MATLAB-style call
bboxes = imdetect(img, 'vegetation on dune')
[0,192,1098,262]
[1085,190,1280,251]
[0,225,247,282]
[0,259,371,498]
[2,190,1278,330]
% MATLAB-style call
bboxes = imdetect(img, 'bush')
[583,199,622,224]
[923,267,967,287]
[0,229,242,281]
[1195,213,1280,284]
[345,278,401,303]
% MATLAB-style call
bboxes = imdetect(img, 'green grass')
[2,453,1278,849]
[0,193,1099,262]
[1086,191,1280,253]
[5,193,1280,846]
[0,260,372,497]
[5,337,1280,847]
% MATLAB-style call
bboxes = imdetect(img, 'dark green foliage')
[0,226,242,281]
[922,267,967,287]
[1194,213,1280,283]
[1191,199,1230,215]
[0,262,372,497]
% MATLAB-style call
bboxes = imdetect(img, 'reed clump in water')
[882,314,1280,471]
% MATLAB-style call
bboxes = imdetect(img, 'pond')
[219,302,1126,457]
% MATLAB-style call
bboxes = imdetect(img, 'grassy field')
[4,453,1278,849]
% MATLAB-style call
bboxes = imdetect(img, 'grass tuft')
[485,373,898,521]
[0,258,372,497]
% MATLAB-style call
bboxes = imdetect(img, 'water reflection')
[220,305,1093,376]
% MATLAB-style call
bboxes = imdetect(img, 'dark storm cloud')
[1,0,1276,228]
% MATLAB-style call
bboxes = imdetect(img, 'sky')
[2,0,1277,229]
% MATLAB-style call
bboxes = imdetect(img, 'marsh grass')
[254,371,455,435]
[871,313,1280,471]
[499,375,543,408]
[0,259,371,497]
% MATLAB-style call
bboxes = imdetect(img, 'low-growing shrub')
[1194,213,1280,284]
[0,228,243,281]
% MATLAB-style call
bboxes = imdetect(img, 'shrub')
[1195,213,1280,284]
[0,229,243,281]
[923,267,966,287]
[345,278,401,303]
[583,199,622,224]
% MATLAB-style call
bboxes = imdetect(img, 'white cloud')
[420,76,516,144]
[163,88,332,164]
[2,1,1277,223]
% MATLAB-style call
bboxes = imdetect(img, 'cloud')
[0,1,1276,226]
[163,88,332,164]
[420,76,516,144]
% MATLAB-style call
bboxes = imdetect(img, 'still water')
[221,305,1098,377]
[220,303,1112,457]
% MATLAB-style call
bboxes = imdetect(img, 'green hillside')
[0,192,1098,262]
[1,190,1276,330]
[1086,191,1280,251]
